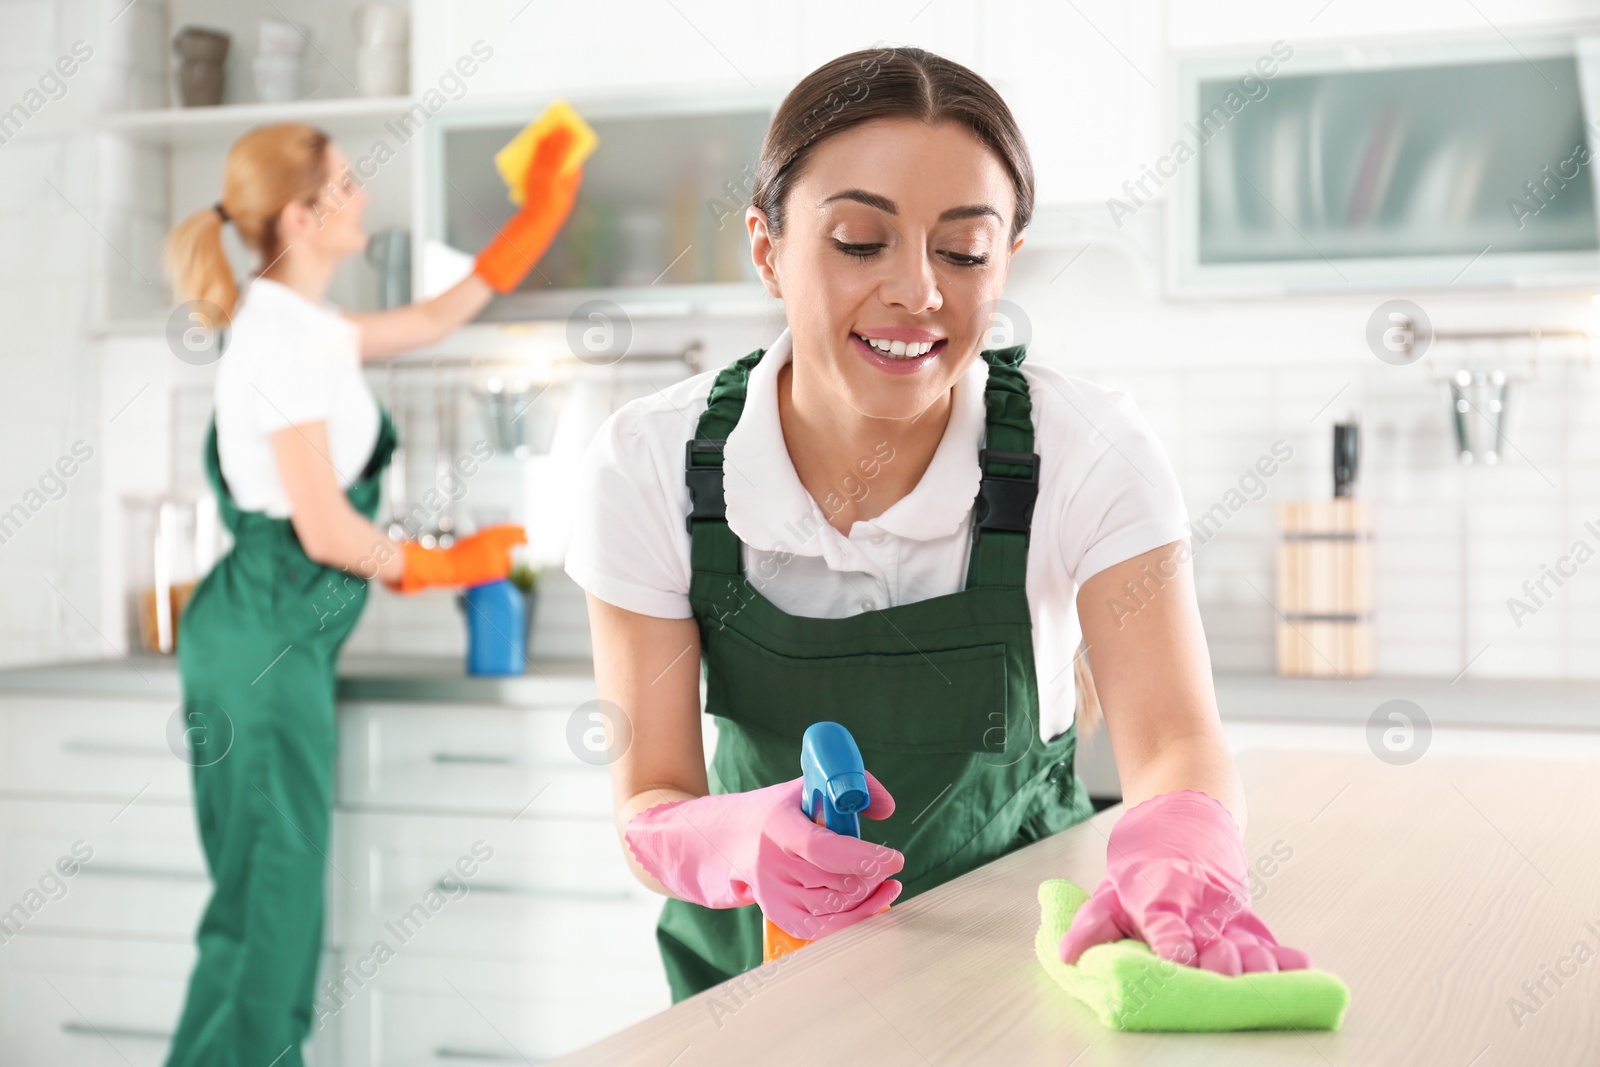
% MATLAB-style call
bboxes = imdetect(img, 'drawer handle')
[78,864,207,883]
[62,1022,172,1042]
[433,1048,537,1062]
[435,878,633,903]
[60,740,170,758]
[431,752,520,766]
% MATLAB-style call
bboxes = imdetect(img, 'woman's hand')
[348,126,585,361]
[389,523,526,594]
[1066,544,1305,974]
[624,772,904,941]
[1060,788,1311,975]
[473,126,584,294]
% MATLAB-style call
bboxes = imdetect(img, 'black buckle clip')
[972,447,1039,542]
[684,438,728,532]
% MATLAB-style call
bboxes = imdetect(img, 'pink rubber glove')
[624,773,904,941]
[1060,789,1312,976]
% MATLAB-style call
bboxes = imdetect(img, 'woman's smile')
[849,327,948,375]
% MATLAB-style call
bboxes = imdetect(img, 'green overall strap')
[966,343,1037,590]
[685,349,762,578]
[685,345,1038,589]
[202,407,397,537]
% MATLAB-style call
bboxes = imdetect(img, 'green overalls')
[657,344,1096,1001]
[165,409,396,1067]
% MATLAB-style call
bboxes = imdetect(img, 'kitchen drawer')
[0,936,339,1067]
[0,798,204,941]
[2,696,192,802]
[0,936,192,1067]
[342,811,662,965]
[338,702,613,817]
[335,951,669,1066]
[0,798,347,950]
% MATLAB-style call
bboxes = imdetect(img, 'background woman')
[565,47,1312,1001]
[161,120,579,1065]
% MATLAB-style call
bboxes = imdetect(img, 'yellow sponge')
[492,99,598,206]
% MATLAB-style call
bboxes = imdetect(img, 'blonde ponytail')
[163,122,331,329]
[165,205,237,327]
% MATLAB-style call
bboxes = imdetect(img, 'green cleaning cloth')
[1033,880,1350,1032]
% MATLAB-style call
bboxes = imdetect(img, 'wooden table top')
[552,750,1600,1066]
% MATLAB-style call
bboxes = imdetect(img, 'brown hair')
[749,48,1103,733]
[164,122,331,326]
[751,45,1035,243]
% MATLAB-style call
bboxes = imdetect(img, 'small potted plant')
[508,560,539,660]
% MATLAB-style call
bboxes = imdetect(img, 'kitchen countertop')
[0,653,597,706]
[550,749,1600,1065]
[1207,673,1600,731]
[0,658,1595,728]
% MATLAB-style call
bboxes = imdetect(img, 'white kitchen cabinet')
[336,701,613,817]
[0,797,206,942]
[1165,0,1596,50]
[794,0,984,73]
[3,695,190,801]
[0,936,339,1067]
[1,938,197,1067]
[977,0,1164,208]
[412,0,802,99]
[0,696,348,951]
[339,810,660,965]
[334,951,665,1067]
[0,681,670,1065]
[334,701,672,1060]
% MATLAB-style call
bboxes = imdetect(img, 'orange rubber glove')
[473,126,584,294]
[391,524,527,595]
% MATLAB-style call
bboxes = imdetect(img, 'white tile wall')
[73,251,1600,681]
[1004,240,1600,681]
[0,0,165,667]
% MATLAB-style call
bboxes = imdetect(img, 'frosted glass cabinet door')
[1179,36,1600,290]
[439,106,772,299]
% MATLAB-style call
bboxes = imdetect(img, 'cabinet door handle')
[433,1048,537,1062]
[436,878,632,902]
[431,752,520,766]
[78,864,207,883]
[62,1022,172,1042]
[60,740,169,758]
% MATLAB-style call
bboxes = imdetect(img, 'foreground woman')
[567,47,1311,1001]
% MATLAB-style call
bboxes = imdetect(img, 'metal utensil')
[385,363,410,539]
[1333,422,1360,497]
[1448,369,1474,464]
[1483,369,1509,465]
[433,364,458,547]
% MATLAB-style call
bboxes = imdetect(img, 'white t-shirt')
[215,277,380,518]
[564,328,1191,742]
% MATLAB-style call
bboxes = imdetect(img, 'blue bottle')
[462,579,527,676]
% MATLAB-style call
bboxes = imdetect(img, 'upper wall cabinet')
[412,0,999,100]
[411,1,803,99]
[1166,0,1596,51]
[412,0,1164,254]
[429,96,776,319]
[977,0,1163,208]
[1171,33,1600,294]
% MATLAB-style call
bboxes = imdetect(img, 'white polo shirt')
[564,327,1191,742]
[214,277,380,518]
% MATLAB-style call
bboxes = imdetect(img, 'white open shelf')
[100,95,419,145]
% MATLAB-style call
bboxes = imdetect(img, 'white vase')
[356,44,407,97]
[253,53,304,102]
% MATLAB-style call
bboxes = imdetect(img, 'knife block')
[1275,500,1373,677]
